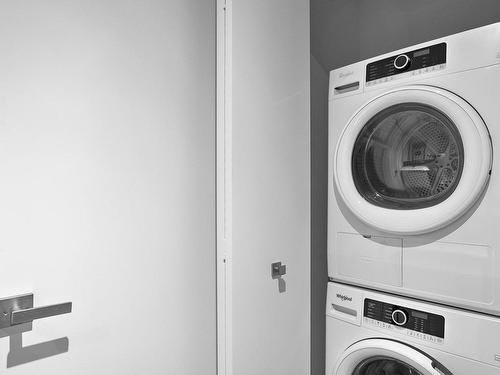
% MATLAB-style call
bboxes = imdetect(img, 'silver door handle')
[0,293,72,329]
[11,302,72,325]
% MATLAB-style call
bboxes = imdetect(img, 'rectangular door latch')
[271,262,286,279]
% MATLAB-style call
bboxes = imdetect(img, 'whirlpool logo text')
[336,293,353,302]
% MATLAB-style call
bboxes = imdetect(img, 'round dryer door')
[334,339,452,375]
[334,85,492,235]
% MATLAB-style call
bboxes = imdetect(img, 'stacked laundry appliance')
[327,23,500,375]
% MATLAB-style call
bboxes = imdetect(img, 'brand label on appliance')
[327,283,363,326]
[336,293,353,302]
[338,71,354,79]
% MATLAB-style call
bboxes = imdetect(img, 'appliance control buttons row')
[411,64,446,76]
[366,63,446,86]
[364,317,394,330]
[406,330,443,344]
[363,317,443,344]
[366,76,396,85]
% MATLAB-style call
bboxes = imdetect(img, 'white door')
[0,1,216,374]
[217,1,310,374]
[334,85,492,235]
[334,339,451,375]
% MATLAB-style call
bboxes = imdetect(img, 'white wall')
[227,1,310,374]
[0,1,215,374]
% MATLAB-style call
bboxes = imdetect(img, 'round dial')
[394,54,411,70]
[391,309,408,326]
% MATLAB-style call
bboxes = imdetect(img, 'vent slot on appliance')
[334,82,359,94]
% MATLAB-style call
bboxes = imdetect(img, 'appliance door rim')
[333,338,449,375]
[334,84,492,236]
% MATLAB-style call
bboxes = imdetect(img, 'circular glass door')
[352,103,464,210]
[334,339,451,375]
[352,356,424,375]
[334,85,492,235]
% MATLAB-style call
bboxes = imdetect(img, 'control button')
[391,309,408,326]
[394,54,411,70]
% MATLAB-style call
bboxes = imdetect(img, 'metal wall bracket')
[0,294,72,329]
[271,262,286,279]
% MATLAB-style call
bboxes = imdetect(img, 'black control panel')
[366,42,447,82]
[364,298,445,338]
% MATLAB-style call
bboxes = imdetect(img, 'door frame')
[216,0,232,374]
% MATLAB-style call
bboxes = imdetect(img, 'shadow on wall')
[310,54,329,375]
[272,261,287,293]
[0,323,69,368]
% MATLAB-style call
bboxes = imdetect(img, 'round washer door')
[334,339,451,375]
[334,85,492,235]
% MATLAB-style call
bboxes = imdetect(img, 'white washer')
[328,23,500,315]
[326,282,500,375]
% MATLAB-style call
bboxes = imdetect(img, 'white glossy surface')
[328,23,500,315]
[326,282,500,374]
[403,242,494,304]
[334,233,402,286]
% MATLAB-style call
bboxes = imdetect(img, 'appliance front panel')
[328,66,500,316]
[326,282,500,369]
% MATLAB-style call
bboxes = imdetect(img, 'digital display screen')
[412,311,428,320]
[414,48,430,57]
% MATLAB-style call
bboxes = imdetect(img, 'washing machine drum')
[334,339,451,375]
[334,86,492,235]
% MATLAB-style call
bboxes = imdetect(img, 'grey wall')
[310,2,500,375]
[312,0,500,72]
[310,54,329,375]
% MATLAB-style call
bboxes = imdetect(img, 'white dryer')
[326,282,500,375]
[328,23,500,315]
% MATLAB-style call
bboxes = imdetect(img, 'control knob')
[391,309,408,326]
[394,54,411,70]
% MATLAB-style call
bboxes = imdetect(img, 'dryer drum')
[352,102,464,210]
